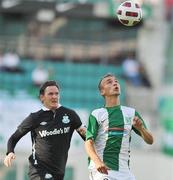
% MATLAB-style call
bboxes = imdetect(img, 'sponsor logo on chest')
[39,127,70,137]
[124,116,132,125]
[38,114,71,137]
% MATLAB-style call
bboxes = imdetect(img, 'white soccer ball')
[116,1,142,26]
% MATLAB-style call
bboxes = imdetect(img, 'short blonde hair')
[98,73,115,91]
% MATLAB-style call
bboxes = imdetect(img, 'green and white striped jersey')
[86,105,146,171]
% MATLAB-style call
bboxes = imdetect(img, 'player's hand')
[4,152,16,167]
[132,116,143,130]
[95,160,110,174]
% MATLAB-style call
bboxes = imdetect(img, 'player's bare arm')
[85,139,109,174]
[133,116,154,145]
[4,152,16,167]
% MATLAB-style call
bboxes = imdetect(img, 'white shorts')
[89,169,136,180]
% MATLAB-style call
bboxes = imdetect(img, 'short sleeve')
[132,111,147,136]
[71,111,82,130]
[86,114,99,141]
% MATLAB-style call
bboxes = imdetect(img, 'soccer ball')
[116,1,142,26]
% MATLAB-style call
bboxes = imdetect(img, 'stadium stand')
[0,14,27,36]
[0,60,125,110]
[164,26,173,84]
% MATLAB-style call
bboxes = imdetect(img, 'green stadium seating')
[56,19,138,42]
[0,15,27,36]
[0,60,125,110]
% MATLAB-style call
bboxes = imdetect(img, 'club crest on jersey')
[125,116,132,124]
[62,114,70,124]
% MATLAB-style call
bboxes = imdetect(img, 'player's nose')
[53,94,58,98]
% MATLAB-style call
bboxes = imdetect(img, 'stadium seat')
[0,60,125,110]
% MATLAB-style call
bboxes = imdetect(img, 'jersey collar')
[42,104,62,111]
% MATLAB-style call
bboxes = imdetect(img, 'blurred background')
[0,0,173,179]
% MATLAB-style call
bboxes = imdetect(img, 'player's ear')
[40,94,44,103]
[100,88,105,96]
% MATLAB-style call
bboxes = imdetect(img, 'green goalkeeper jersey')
[86,105,147,171]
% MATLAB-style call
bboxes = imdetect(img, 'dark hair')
[39,80,60,96]
[98,73,115,91]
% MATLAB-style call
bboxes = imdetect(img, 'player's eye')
[107,80,112,84]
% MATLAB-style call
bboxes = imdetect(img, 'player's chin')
[113,91,120,96]
[51,103,58,109]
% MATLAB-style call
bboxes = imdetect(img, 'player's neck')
[105,97,120,107]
